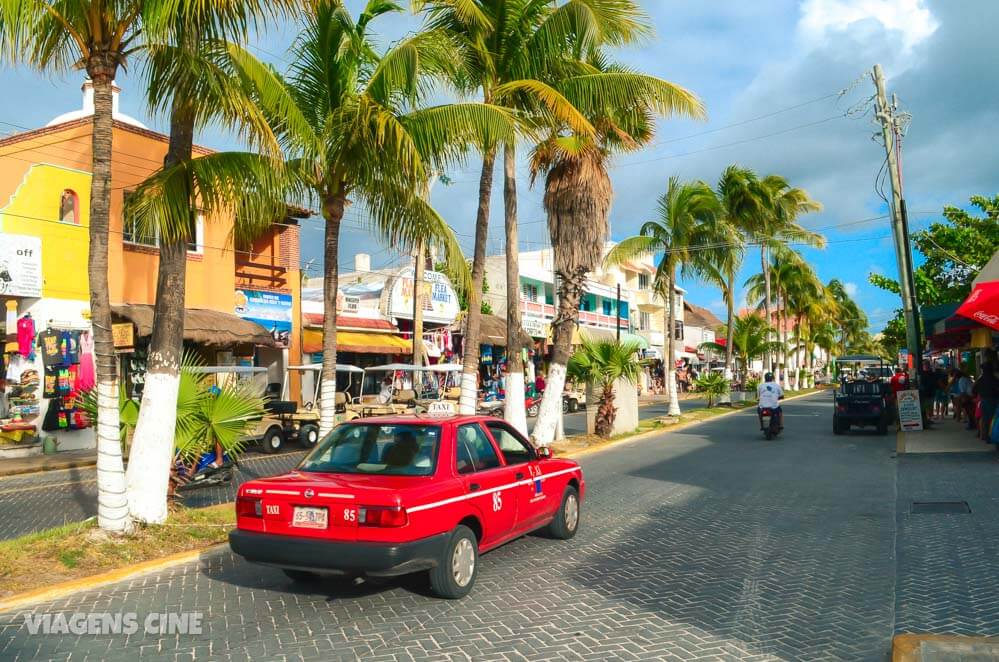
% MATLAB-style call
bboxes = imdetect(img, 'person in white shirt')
[757,372,785,429]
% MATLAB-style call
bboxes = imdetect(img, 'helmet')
[764,372,775,382]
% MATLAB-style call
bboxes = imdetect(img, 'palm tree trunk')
[666,267,681,417]
[531,268,583,445]
[502,143,527,434]
[724,273,736,376]
[86,66,129,533]
[126,103,195,524]
[319,190,347,435]
[459,149,496,414]
[761,246,773,372]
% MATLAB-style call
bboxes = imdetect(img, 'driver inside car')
[757,372,785,430]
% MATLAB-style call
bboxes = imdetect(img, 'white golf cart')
[255,363,364,453]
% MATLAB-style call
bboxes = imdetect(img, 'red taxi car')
[229,414,584,598]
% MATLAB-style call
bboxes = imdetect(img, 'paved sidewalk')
[0,449,99,477]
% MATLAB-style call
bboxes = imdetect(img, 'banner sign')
[0,234,42,297]
[522,315,550,338]
[897,389,924,432]
[112,323,135,349]
[389,268,459,325]
[235,289,293,347]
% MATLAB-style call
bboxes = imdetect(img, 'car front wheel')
[546,485,580,540]
[429,525,479,599]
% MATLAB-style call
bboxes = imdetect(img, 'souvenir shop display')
[0,316,94,443]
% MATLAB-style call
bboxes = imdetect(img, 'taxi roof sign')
[427,401,457,416]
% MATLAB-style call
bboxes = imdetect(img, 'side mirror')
[536,446,553,460]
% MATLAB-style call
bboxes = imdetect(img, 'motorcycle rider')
[758,372,785,430]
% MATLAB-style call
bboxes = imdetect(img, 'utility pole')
[872,64,922,380]
[411,239,425,368]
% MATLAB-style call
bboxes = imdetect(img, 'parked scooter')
[174,448,236,493]
[759,407,781,440]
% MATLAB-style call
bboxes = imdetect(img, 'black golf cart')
[832,354,892,435]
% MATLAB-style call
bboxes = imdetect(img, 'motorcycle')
[173,449,236,493]
[759,407,781,440]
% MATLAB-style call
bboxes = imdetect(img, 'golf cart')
[833,354,892,435]
[255,363,364,453]
[344,363,431,420]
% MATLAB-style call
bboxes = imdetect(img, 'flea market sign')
[388,267,459,325]
[522,315,550,338]
[0,234,42,297]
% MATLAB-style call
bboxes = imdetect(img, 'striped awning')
[303,329,411,355]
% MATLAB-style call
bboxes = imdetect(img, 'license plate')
[292,506,328,529]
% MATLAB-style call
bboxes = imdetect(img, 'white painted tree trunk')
[666,366,681,416]
[719,366,733,405]
[97,379,131,533]
[459,372,478,415]
[532,362,566,446]
[126,371,178,524]
[503,370,528,436]
[319,377,337,435]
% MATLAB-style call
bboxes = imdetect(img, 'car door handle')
[515,472,525,480]
[469,483,481,492]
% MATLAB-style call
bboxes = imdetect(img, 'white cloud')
[798,0,938,53]
[843,281,860,297]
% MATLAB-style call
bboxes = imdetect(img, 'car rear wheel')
[429,525,478,599]
[877,419,888,435]
[567,398,579,413]
[546,486,580,540]
[262,426,285,453]
[299,423,320,448]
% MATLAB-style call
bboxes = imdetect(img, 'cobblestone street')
[0,394,911,660]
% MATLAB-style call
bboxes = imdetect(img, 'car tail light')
[760,408,772,416]
[359,506,408,527]
[236,496,262,518]
[837,404,847,413]
[871,404,882,413]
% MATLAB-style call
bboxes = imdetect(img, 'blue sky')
[2,1,996,333]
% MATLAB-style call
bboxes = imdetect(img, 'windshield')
[300,424,440,476]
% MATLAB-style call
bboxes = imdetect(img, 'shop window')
[59,189,80,224]
[521,283,538,302]
[122,189,157,246]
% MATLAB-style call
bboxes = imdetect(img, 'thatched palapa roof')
[112,304,276,347]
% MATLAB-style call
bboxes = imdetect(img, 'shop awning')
[451,313,531,347]
[956,281,999,331]
[302,328,411,355]
[112,304,275,347]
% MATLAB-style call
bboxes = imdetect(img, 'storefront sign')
[0,234,42,297]
[522,315,550,338]
[389,268,459,325]
[235,289,293,347]
[112,323,134,349]
[897,389,924,432]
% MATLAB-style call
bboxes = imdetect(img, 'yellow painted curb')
[892,633,999,661]
[565,389,825,460]
[0,543,228,613]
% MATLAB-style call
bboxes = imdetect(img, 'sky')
[2,0,996,333]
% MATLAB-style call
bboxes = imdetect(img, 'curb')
[0,544,229,614]
[0,459,99,478]
[565,389,824,460]
[892,633,999,661]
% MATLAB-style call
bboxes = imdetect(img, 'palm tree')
[123,2,297,524]
[735,174,823,373]
[710,165,765,379]
[780,256,823,389]
[231,0,514,435]
[566,338,641,437]
[417,0,643,424]
[826,278,869,353]
[605,177,718,417]
[699,313,783,378]
[528,55,705,444]
[0,0,155,533]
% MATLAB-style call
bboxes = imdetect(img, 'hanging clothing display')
[77,330,95,391]
[16,315,35,358]
[37,328,64,368]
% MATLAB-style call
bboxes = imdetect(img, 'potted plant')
[693,372,729,408]
[567,338,642,438]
